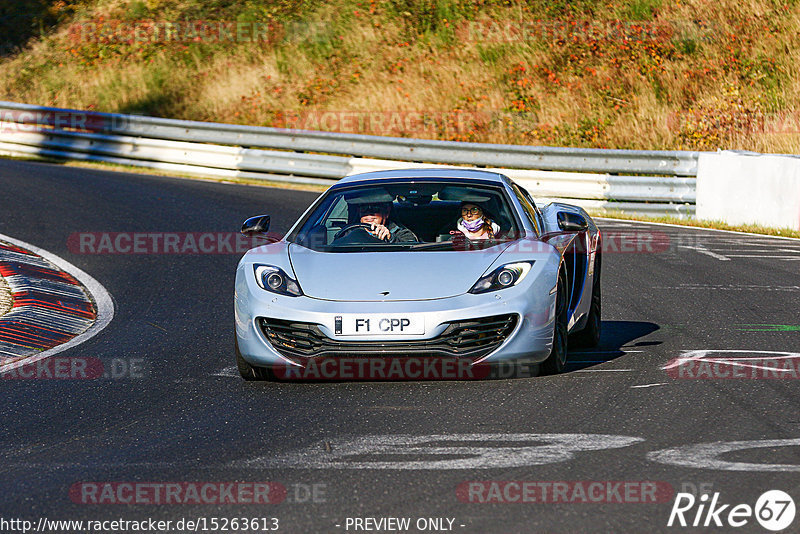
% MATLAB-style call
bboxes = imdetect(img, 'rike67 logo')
[668,490,795,531]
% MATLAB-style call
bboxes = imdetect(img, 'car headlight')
[469,261,534,294]
[253,264,303,297]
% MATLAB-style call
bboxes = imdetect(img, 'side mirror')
[241,215,271,238]
[557,212,588,232]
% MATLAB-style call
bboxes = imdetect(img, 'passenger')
[358,202,418,243]
[451,202,500,241]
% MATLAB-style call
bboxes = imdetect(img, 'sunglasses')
[461,206,482,215]
[359,204,387,214]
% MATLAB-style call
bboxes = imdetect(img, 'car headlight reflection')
[266,272,284,290]
[254,264,303,297]
[469,261,534,294]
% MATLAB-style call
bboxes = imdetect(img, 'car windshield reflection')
[290,181,521,252]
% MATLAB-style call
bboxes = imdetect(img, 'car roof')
[336,168,509,186]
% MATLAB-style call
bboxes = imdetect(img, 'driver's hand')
[369,223,391,241]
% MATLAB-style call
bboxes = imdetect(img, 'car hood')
[288,243,509,301]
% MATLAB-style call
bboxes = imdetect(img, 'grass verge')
[2,0,800,153]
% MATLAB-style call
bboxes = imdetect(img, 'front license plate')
[333,315,425,336]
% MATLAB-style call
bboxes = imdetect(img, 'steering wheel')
[332,223,379,241]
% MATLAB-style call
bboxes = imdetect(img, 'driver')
[358,202,418,243]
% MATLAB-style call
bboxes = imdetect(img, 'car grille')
[259,314,518,363]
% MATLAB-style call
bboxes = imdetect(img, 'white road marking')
[662,350,800,373]
[701,248,800,253]
[725,255,800,259]
[648,439,800,472]
[5,461,192,468]
[597,217,800,242]
[213,366,239,377]
[677,245,730,261]
[571,350,645,354]
[235,433,644,470]
[575,369,634,372]
[730,239,800,246]
[684,240,800,247]
[653,284,800,291]
[630,383,667,388]
[0,233,114,374]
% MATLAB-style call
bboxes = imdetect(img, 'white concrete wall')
[697,151,800,231]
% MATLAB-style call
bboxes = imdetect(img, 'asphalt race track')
[1,158,799,533]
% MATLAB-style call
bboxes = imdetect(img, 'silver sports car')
[234,169,601,380]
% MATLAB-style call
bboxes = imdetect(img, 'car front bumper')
[234,259,558,373]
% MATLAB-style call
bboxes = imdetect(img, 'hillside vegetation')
[1,0,799,152]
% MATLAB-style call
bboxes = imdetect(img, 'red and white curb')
[0,233,114,373]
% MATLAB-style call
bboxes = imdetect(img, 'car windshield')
[289,180,521,252]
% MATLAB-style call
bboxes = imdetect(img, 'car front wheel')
[235,337,272,381]
[570,251,601,348]
[541,274,568,375]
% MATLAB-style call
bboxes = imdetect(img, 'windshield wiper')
[405,242,457,250]
[325,243,414,252]
[408,239,513,251]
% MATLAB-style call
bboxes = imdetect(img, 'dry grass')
[1,0,799,152]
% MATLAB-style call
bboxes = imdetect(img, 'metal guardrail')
[0,129,348,179]
[0,101,699,217]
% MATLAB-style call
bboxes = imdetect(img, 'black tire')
[235,337,271,381]
[570,251,602,348]
[541,273,569,375]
